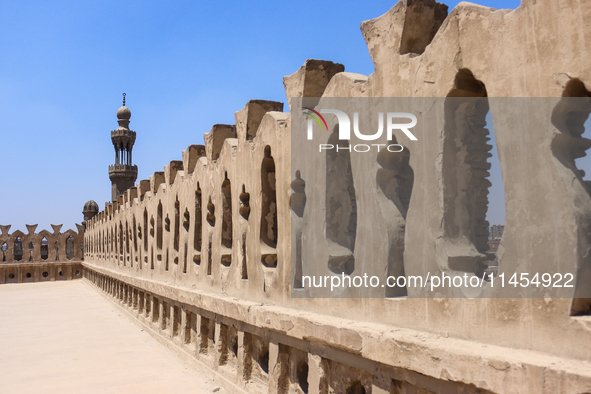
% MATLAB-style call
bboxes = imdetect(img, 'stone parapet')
[0,224,84,264]
[84,264,591,394]
[82,0,591,392]
[1,261,83,284]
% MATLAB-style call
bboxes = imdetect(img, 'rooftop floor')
[0,280,228,394]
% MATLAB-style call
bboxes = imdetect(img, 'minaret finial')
[123,93,126,107]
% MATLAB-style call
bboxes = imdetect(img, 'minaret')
[109,93,138,202]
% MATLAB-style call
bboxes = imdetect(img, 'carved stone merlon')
[138,179,151,199]
[204,124,237,162]
[361,0,447,65]
[235,100,284,142]
[165,161,184,185]
[283,59,344,112]
[25,224,38,236]
[151,172,165,194]
[0,225,11,235]
[182,145,205,175]
[51,224,63,235]
[125,187,137,204]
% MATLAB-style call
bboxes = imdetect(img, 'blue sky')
[0,0,522,232]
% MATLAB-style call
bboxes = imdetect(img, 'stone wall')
[0,224,84,284]
[83,0,591,393]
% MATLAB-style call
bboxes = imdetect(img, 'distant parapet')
[0,224,84,263]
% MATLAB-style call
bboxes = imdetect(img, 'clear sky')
[1,0,524,232]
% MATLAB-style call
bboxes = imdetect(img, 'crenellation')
[4,0,590,392]
[235,100,285,142]
[204,124,238,162]
[137,179,150,201]
[165,160,184,185]
[183,144,206,175]
[0,224,84,283]
[283,59,345,112]
[150,171,165,194]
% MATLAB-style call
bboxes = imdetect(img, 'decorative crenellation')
[80,0,591,392]
[0,224,84,264]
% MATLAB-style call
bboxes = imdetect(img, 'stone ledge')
[83,261,591,394]
[0,260,83,268]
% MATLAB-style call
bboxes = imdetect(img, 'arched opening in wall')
[207,233,213,275]
[377,144,413,297]
[297,360,309,393]
[326,126,357,275]
[206,196,215,275]
[552,79,591,186]
[174,198,180,252]
[551,78,591,316]
[119,223,124,256]
[1,242,7,261]
[260,146,278,268]
[199,316,211,354]
[80,241,84,261]
[291,171,306,288]
[150,246,154,270]
[221,173,232,266]
[28,242,34,261]
[257,345,269,374]
[239,185,250,220]
[143,209,148,252]
[66,236,75,260]
[114,226,118,260]
[14,237,23,261]
[485,110,506,254]
[157,202,163,250]
[183,209,190,232]
[183,208,189,273]
[207,196,215,227]
[133,216,138,254]
[442,68,500,275]
[183,242,188,273]
[54,241,60,261]
[239,184,250,280]
[125,221,130,255]
[194,185,203,265]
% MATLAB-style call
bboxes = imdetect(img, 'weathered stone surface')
[235,100,284,142]
[40,0,591,392]
[183,144,206,175]
[283,59,344,111]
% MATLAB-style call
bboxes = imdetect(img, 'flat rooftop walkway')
[0,280,228,394]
